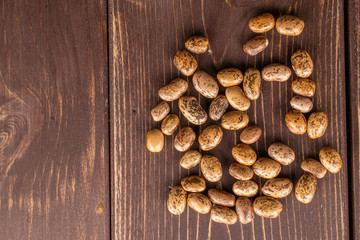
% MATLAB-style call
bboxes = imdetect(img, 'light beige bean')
[211,205,238,224]
[221,111,249,130]
[158,78,188,101]
[253,196,283,218]
[301,158,327,179]
[161,114,180,135]
[187,192,212,214]
[232,180,259,197]
[291,49,314,78]
[319,146,342,173]
[232,143,257,166]
[178,96,207,125]
[285,110,307,134]
[235,197,255,224]
[146,129,164,152]
[192,70,219,98]
[173,49,198,76]
[185,36,209,54]
[252,158,281,179]
[217,68,243,87]
[151,101,170,121]
[261,178,293,198]
[181,175,206,192]
[243,35,269,56]
[291,78,316,97]
[276,15,305,36]
[229,162,254,180]
[208,189,236,207]
[201,155,222,182]
[167,186,187,215]
[267,142,295,165]
[307,112,328,139]
[225,86,251,111]
[243,68,261,100]
[209,95,229,121]
[174,127,196,152]
[180,150,202,169]
[262,63,292,82]
[295,172,317,204]
[240,125,262,144]
[248,13,275,33]
[198,125,223,151]
[290,95,313,113]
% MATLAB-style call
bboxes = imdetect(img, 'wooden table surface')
[0,0,359,239]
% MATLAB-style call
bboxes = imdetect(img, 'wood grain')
[110,0,349,239]
[346,0,360,239]
[0,0,109,239]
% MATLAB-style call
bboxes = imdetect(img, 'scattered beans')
[261,178,293,198]
[291,78,316,97]
[192,70,219,98]
[209,95,229,121]
[240,125,262,144]
[252,157,281,179]
[178,96,207,125]
[187,192,212,214]
[229,162,254,180]
[161,114,180,135]
[243,35,269,56]
[180,150,202,169]
[232,143,257,166]
[262,63,292,82]
[146,129,164,152]
[319,146,342,173]
[285,110,307,135]
[185,36,209,54]
[151,101,170,121]
[243,68,261,100]
[267,142,295,165]
[158,78,188,101]
[221,111,249,130]
[291,49,314,78]
[236,197,254,224]
[211,205,238,225]
[173,49,198,76]
[174,127,196,152]
[307,112,328,139]
[198,125,223,151]
[181,175,206,192]
[295,172,317,204]
[208,189,236,207]
[217,68,243,87]
[248,13,275,33]
[201,155,223,182]
[167,186,187,215]
[232,180,259,197]
[276,15,305,36]
[225,86,251,111]
[301,158,327,179]
[290,95,313,113]
[253,196,283,218]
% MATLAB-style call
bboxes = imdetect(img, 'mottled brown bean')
[267,142,295,165]
[198,125,223,151]
[181,175,206,192]
[187,192,212,214]
[167,186,187,215]
[232,143,257,166]
[235,197,255,224]
[243,68,261,100]
[146,129,164,152]
[173,49,198,76]
[253,196,283,218]
[209,95,229,121]
[178,96,207,125]
[151,101,170,121]
[276,15,305,36]
[192,70,219,98]
[243,35,269,56]
[158,78,188,101]
[291,49,314,78]
[221,111,249,130]
[319,146,343,173]
[301,158,327,179]
[229,162,254,180]
[291,78,316,97]
[252,158,281,179]
[290,95,313,113]
[285,110,307,134]
[262,63,292,82]
[232,180,259,197]
[248,13,275,33]
[208,189,236,207]
[201,155,222,182]
[211,205,238,225]
[295,172,317,204]
[240,125,262,144]
[307,112,328,139]
[185,36,209,54]
[225,86,251,111]
[161,114,180,135]
[217,68,243,87]
[180,150,202,169]
[261,178,293,198]
[174,127,196,152]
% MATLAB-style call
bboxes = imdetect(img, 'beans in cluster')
[144,11,343,225]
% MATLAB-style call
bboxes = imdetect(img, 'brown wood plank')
[346,0,360,239]
[0,0,109,239]
[110,0,349,239]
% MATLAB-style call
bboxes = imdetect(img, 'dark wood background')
[1,0,359,239]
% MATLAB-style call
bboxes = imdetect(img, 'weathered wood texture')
[0,1,109,239]
[347,0,360,239]
[110,0,349,239]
